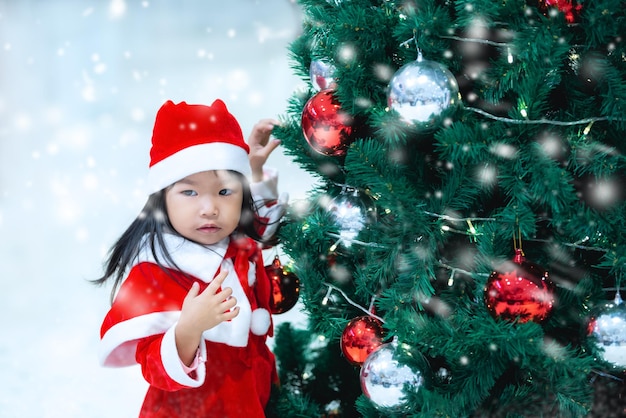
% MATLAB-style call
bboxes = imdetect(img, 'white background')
[0,1,312,416]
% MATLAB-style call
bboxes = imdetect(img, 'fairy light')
[321,286,333,305]
[319,206,610,292]
[448,269,456,286]
[467,219,477,235]
[467,220,478,242]
[323,208,608,254]
[439,220,482,238]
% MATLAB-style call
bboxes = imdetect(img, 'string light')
[326,232,387,248]
[319,204,612,295]
[423,211,496,222]
[467,106,622,126]
[438,261,489,280]
[322,282,385,323]
[435,35,509,47]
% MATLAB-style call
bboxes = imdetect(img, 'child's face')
[166,170,243,245]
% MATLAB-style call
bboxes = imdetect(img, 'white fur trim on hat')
[148,142,251,193]
[250,308,271,336]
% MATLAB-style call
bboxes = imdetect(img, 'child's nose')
[200,198,218,216]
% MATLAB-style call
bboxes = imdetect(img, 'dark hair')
[93,171,272,303]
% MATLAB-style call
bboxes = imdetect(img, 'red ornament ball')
[341,316,384,365]
[483,249,555,323]
[538,0,582,24]
[265,256,300,314]
[301,89,354,156]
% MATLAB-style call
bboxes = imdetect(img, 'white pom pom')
[250,308,271,335]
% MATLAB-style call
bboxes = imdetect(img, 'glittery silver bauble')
[387,54,459,125]
[589,292,626,370]
[360,339,424,411]
[327,188,376,247]
[310,59,337,91]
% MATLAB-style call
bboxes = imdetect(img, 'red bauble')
[538,0,582,24]
[265,256,300,314]
[301,89,354,156]
[340,316,385,365]
[483,249,555,323]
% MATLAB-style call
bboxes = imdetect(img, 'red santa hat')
[148,99,250,193]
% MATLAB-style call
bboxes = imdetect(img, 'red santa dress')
[100,233,277,417]
[99,172,286,418]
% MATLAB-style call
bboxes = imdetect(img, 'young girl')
[95,99,287,417]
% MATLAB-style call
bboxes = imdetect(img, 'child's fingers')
[205,270,228,294]
[221,295,238,312]
[256,118,280,132]
[249,119,280,144]
[221,305,240,321]
[215,286,233,302]
[264,138,281,154]
[185,281,200,300]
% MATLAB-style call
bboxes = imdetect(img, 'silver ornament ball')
[327,188,375,247]
[590,292,626,370]
[387,55,459,125]
[310,59,337,91]
[360,340,424,411]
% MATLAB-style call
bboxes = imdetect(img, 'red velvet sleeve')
[135,334,193,392]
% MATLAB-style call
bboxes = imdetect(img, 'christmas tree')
[267,0,626,416]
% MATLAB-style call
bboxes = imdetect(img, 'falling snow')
[0,1,310,417]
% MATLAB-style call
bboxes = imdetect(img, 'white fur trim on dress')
[136,233,228,282]
[100,310,181,367]
[250,308,271,336]
[161,324,206,387]
[135,234,254,347]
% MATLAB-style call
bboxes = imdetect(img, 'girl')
[95,99,287,417]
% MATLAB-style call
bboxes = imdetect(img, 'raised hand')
[248,118,281,182]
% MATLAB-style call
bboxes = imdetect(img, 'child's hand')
[180,270,239,332]
[248,118,281,182]
[175,271,239,365]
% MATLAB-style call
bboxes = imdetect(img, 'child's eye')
[182,190,197,196]
[219,189,232,196]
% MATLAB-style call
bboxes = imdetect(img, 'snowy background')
[0,1,313,416]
